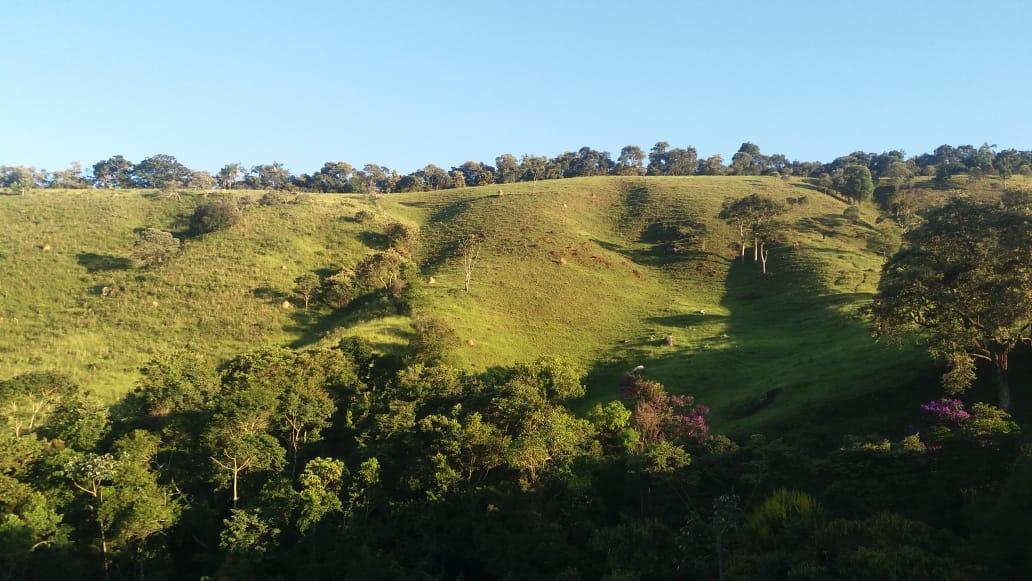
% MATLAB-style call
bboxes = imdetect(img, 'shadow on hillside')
[795,181,852,204]
[358,231,389,250]
[284,293,412,350]
[618,183,651,230]
[580,247,940,449]
[76,252,133,273]
[416,193,498,270]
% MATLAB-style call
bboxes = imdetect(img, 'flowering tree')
[619,374,710,446]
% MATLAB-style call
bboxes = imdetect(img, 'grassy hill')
[0,177,940,440]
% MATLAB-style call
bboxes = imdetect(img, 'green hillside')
[0,177,934,437]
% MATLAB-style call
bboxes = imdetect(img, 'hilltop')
[0,176,937,438]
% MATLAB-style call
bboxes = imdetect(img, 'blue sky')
[1,0,1030,174]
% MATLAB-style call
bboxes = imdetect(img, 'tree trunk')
[760,244,769,275]
[753,237,758,261]
[232,463,239,508]
[996,349,1011,410]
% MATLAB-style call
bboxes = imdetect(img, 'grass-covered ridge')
[0,177,933,435]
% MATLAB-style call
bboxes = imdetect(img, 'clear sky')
[2,0,1030,175]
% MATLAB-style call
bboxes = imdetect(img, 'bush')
[259,190,292,206]
[322,267,359,309]
[190,199,241,234]
[384,221,420,256]
[131,228,180,267]
[353,210,375,223]
[293,273,322,309]
[408,315,460,364]
[843,205,861,223]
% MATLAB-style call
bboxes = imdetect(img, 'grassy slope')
[0,177,945,439]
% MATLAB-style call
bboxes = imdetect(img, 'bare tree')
[458,233,482,293]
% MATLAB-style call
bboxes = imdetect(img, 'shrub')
[259,190,291,206]
[356,249,407,294]
[293,273,322,309]
[843,205,861,223]
[322,267,359,309]
[190,199,241,234]
[408,315,460,364]
[131,228,180,267]
[353,210,375,223]
[384,221,420,256]
[744,489,823,549]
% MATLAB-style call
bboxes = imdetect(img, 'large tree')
[615,145,646,176]
[870,198,1032,409]
[133,154,192,189]
[718,194,788,264]
[91,156,134,188]
[216,163,244,189]
[841,164,874,203]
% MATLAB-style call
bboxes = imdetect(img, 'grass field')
[0,176,948,440]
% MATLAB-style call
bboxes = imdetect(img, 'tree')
[384,221,420,257]
[615,145,646,176]
[495,154,519,184]
[0,372,77,438]
[131,228,180,267]
[65,452,118,575]
[249,163,293,190]
[187,170,215,189]
[884,161,914,192]
[700,154,725,176]
[190,199,241,234]
[356,249,408,295]
[666,146,699,176]
[843,205,861,223]
[647,142,670,175]
[408,315,460,365]
[48,162,88,189]
[457,233,482,293]
[204,384,286,506]
[293,273,321,309]
[719,194,787,264]
[454,161,494,187]
[295,457,345,534]
[870,199,1032,409]
[133,154,191,189]
[217,163,244,189]
[306,161,354,192]
[278,379,335,477]
[91,156,134,188]
[419,164,451,190]
[322,267,359,309]
[840,164,874,203]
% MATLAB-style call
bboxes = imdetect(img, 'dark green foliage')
[321,267,358,309]
[293,272,321,309]
[843,205,861,222]
[841,164,874,202]
[407,315,460,364]
[133,154,191,189]
[383,220,420,257]
[871,198,1032,408]
[0,344,1026,579]
[189,198,241,234]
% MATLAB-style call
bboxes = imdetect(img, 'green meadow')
[0,176,936,438]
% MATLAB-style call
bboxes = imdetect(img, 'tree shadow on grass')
[76,252,133,273]
[579,250,940,450]
[284,293,411,351]
[358,230,389,250]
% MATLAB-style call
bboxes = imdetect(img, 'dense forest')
[1,333,1028,580]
